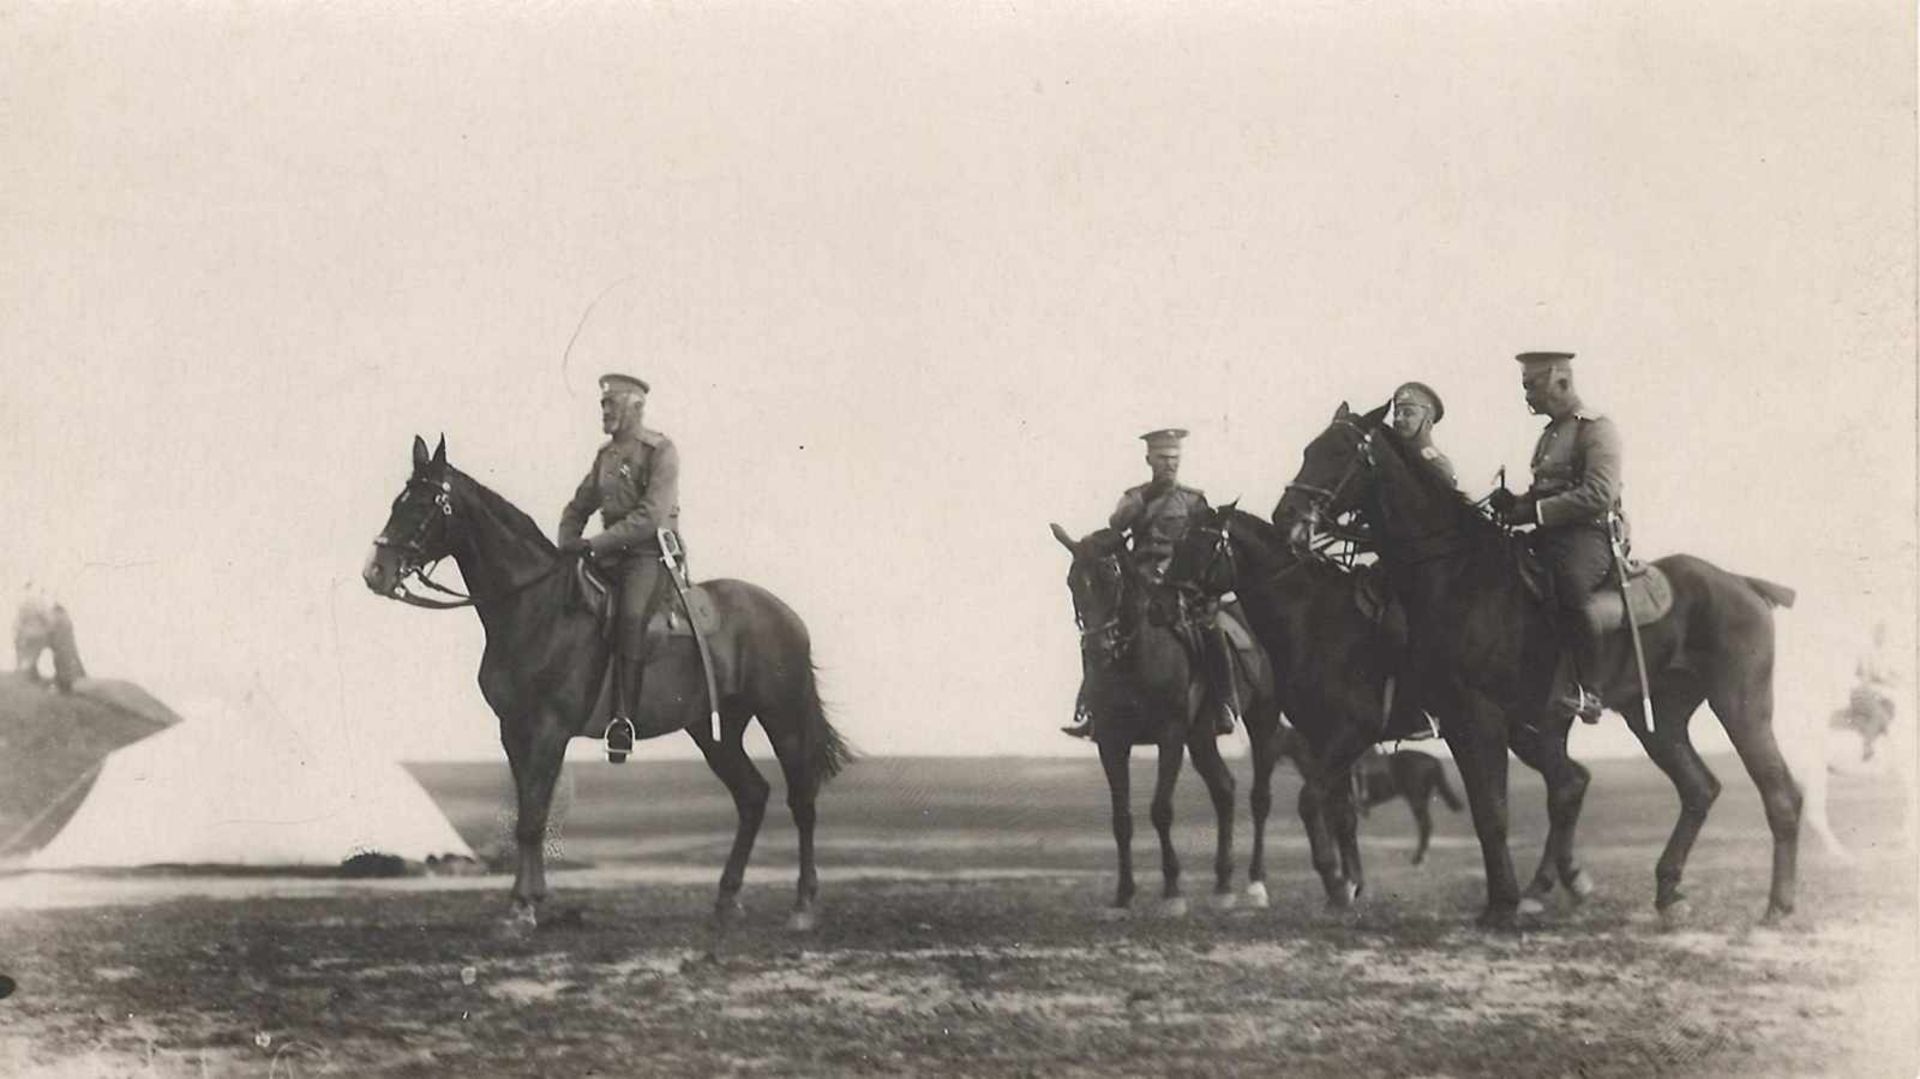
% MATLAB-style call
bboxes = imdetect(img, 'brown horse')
[1050,524,1284,915]
[1168,504,1590,906]
[363,437,852,934]
[1275,404,1801,928]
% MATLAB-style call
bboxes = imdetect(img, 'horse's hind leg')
[1186,727,1237,909]
[766,714,823,931]
[692,717,771,926]
[1632,676,1719,921]
[1712,668,1802,924]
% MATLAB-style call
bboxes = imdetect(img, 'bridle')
[1285,415,1472,566]
[1069,551,1136,665]
[371,476,564,610]
[1283,417,1375,533]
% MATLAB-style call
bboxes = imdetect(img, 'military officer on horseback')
[1489,351,1623,722]
[1389,381,1457,488]
[1063,428,1240,739]
[557,373,681,752]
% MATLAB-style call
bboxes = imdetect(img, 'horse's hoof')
[1522,879,1555,901]
[1326,880,1358,910]
[1658,898,1693,930]
[1242,881,1271,909]
[1518,896,1547,917]
[1476,907,1521,932]
[1160,897,1190,919]
[1568,869,1596,903]
[496,905,539,938]
[787,908,817,933]
[1208,890,1238,912]
[1758,905,1794,929]
[714,897,745,924]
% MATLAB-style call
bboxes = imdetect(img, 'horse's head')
[363,435,457,600]
[1166,501,1239,600]
[1049,522,1134,669]
[1273,401,1389,553]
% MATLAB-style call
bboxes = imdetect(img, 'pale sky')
[2,2,1912,764]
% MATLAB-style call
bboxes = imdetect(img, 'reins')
[373,477,569,610]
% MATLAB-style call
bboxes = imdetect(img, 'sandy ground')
[0,755,1913,1077]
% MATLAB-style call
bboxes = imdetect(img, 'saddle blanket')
[1582,563,1674,634]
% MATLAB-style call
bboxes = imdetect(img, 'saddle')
[1508,535,1673,633]
[572,560,736,740]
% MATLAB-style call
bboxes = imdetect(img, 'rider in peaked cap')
[1389,382,1457,488]
[1490,349,1626,723]
[1063,427,1240,740]
[558,372,680,754]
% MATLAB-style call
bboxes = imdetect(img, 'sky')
[1,1,1913,766]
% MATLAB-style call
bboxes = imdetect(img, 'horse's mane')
[1356,413,1529,585]
[448,467,557,554]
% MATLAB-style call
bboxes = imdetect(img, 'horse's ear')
[1222,498,1240,514]
[1334,401,1351,420]
[412,435,430,472]
[1362,403,1391,425]
[1048,523,1079,555]
[431,435,447,469]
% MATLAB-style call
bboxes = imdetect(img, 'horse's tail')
[1431,760,1465,812]
[801,660,856,785]
[1742,576,1797,610]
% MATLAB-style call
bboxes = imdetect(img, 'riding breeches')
[1532,525,1611,611]
[609,554,665,662]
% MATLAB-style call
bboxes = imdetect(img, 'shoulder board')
[1573,410,1607,423]
[1177,484,1205,498]
[1419,445,1441,460]
[639,428,670,448]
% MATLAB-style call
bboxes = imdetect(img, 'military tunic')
[1523,406,1622,608]
[1110,482,1209,576]
[558,429,681,659]
[1415,444,1458,488]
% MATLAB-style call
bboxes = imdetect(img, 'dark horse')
[1350,745,1465,865]
[1275,404,1800,927]
[364,437,853,934]
[1168,504,1591,906]
[1049,524,1284,914]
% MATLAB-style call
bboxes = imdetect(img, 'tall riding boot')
[1208,628,1240,735]
[1062,679,1095,738]
[605,657,642,761]
[1552,612,1605,724]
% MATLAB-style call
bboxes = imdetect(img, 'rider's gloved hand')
[1487,488,1517,516]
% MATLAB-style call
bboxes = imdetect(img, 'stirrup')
[1560,687,1605,724]
[604,716,636,763]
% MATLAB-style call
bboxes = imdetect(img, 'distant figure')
[13,585,86,693]
[1834,621,1899,762]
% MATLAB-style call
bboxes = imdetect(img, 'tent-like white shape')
[26,690,472,869]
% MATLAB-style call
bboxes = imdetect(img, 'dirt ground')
[0,755,1913,1077]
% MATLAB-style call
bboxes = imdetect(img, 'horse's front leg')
[1096,737,1136,914]
[504,714,572,932]
[1149,730,1188,916]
